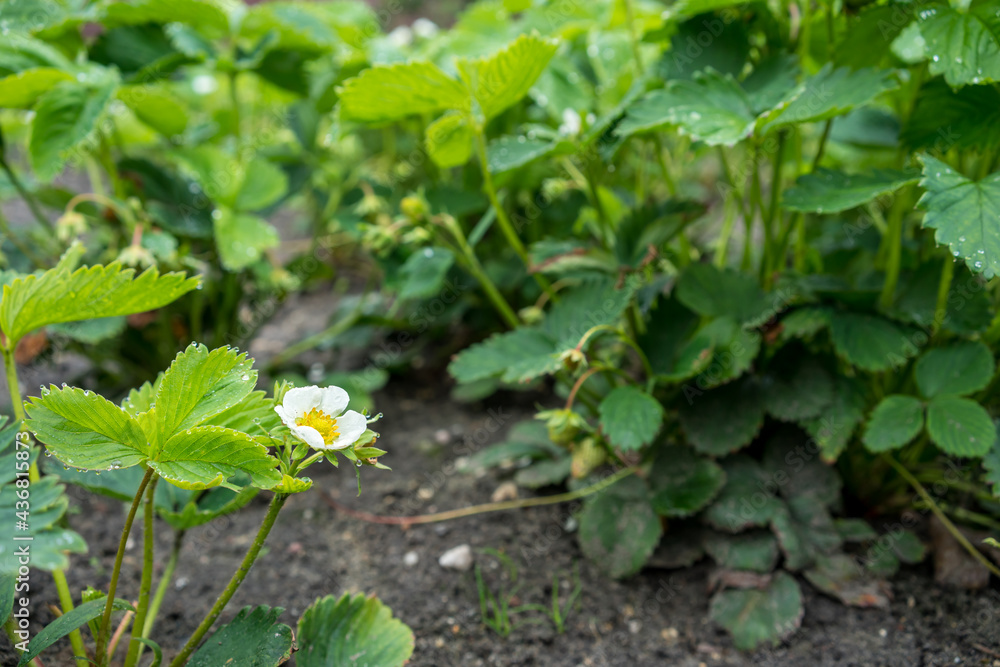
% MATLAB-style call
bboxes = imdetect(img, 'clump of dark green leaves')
[320,0,1000,652]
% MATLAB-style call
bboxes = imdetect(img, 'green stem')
[143,529,185,639]
[169,493,290,667]
[793,213,807,272]
[749,142,765,274]
[123,475,160,667]
[878,192,909,310]
[714,196,738,268]
[884,455,1000,579]
[229,71,241,141]
[811,119,833,170]
[0,157,54,232]
[763,131,787,284]
[472,127,555,299]
[437,217,520,328]
[95,467,155,667]
[932,255,955,335]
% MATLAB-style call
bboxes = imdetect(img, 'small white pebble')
[879,628,887,638]
[175,577,188,590]
[433,429,451,445]
[303,508,314,521]
[438,544,474,571]
[403,551,420,567]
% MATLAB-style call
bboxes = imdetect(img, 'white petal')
[273,405,295,429]
[290,424,327,450]
[327,410,368,450]
[318,385,350,417]
[282,386,323,418]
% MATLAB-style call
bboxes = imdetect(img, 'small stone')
[628,620,641,634]
[491,482,518,502]
[434,429,451,445]
[907,596,916,608]
[303,508,314,521]
[661,627,679,644]
[439,544,474,571]
[404,551,420,567]
[878,628,887,638]
[434,524,450,537]
[286,542,303,556]
[175,577,188,590]
[564,517,579,532]
[418,486,435,500]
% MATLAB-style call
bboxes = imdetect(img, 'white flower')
[387,25,413,48]
[559,108,581,136]
[274,385,368,451]
[412,18,439,39]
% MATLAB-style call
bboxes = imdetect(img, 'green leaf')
[486,135,562,175]
[398,247,455,301]
[0,477,86,575]
[613,200,705,268]
[119,84,188,136]
[187,606,293,667]
[679,379,765,456]
[675,263,773,326]
[926,395,996,457]
[803,376,867,461]
[703,531,780,572]
[448,328,560,384]
[578,476,661,579]
[18,597,134,666]
[0,574,13,624]
[339,62,468,123]
[152,426,280,490]
[235,159,289,212]
[598,385,663,452]
[0,257,199,346]
[638,296,702,377]
[803,554,891,608]
[703,456,783,532]
[770,496,842,571]
[458,33,558,120]
[101,0,229,35]
[118,157,214,238]
[152,343,256,447]
[862,395,925,453]
[984,435,1000,496]
[902,79,1000,152]
[515,457,572,488]
[915,341,994,398]
[49,317,127,344]
[30,77,118,181]
[828,312,919,372]
[0,67,73,108]
[782,168,919,214]
[425,112,474,168]
[648,445,726,518]
[918,0,1000,87]
[618,70,755,146]
[297,593,415,667]
[709,572,803,650]
[762,355,834,422]
[213,210,280,271]
[763,432,843,507]
[25,386,150,470]
[918,155,1000,278]
[889,262,993,335]
[756,65,898,133]
[835,519,879,543]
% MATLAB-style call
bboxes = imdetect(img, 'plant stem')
[763,131,787,284]
[143,529,184,641]
[169,493,290,667]
[932,255,955,335]
[229,71,241,141]
[325,467,638,526]
[123,475,160,667]
[884,455,1000,578]
[715,196,738,268]
[471,128,555,299]
[878,192,909,309]
[811,119,833,170]
[439,217,521,328]
[95,467,155,667]
[0,157,54,232]
[2,346,89,665]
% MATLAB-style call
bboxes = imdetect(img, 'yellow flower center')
[296,407,339,445]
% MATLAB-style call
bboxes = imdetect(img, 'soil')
[5,370,1000,667]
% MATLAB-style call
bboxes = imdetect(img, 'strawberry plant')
[3,0,1000,657]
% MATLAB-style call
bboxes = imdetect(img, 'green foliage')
[708,572,803,650]
[296,594,415,667]
[578,476,662,579]
[17,598,135,666]
[188,606,294,667]
[598,385,662,451]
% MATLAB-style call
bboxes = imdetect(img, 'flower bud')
[559,348,587,373]
[571,437,605,479]
[518,306,544,325]
[117,244,155,268]
[400,194,429,222]
[536,408,586,446]
[56,210,88,241]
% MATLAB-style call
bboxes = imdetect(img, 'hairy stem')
[123,476,160,667]
[95,467,155,666]
[169,493,289,667]
[143,529,185,640]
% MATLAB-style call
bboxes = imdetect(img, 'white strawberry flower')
[274,385,368,451]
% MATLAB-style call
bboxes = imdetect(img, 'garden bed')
[9,378,1000,666]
